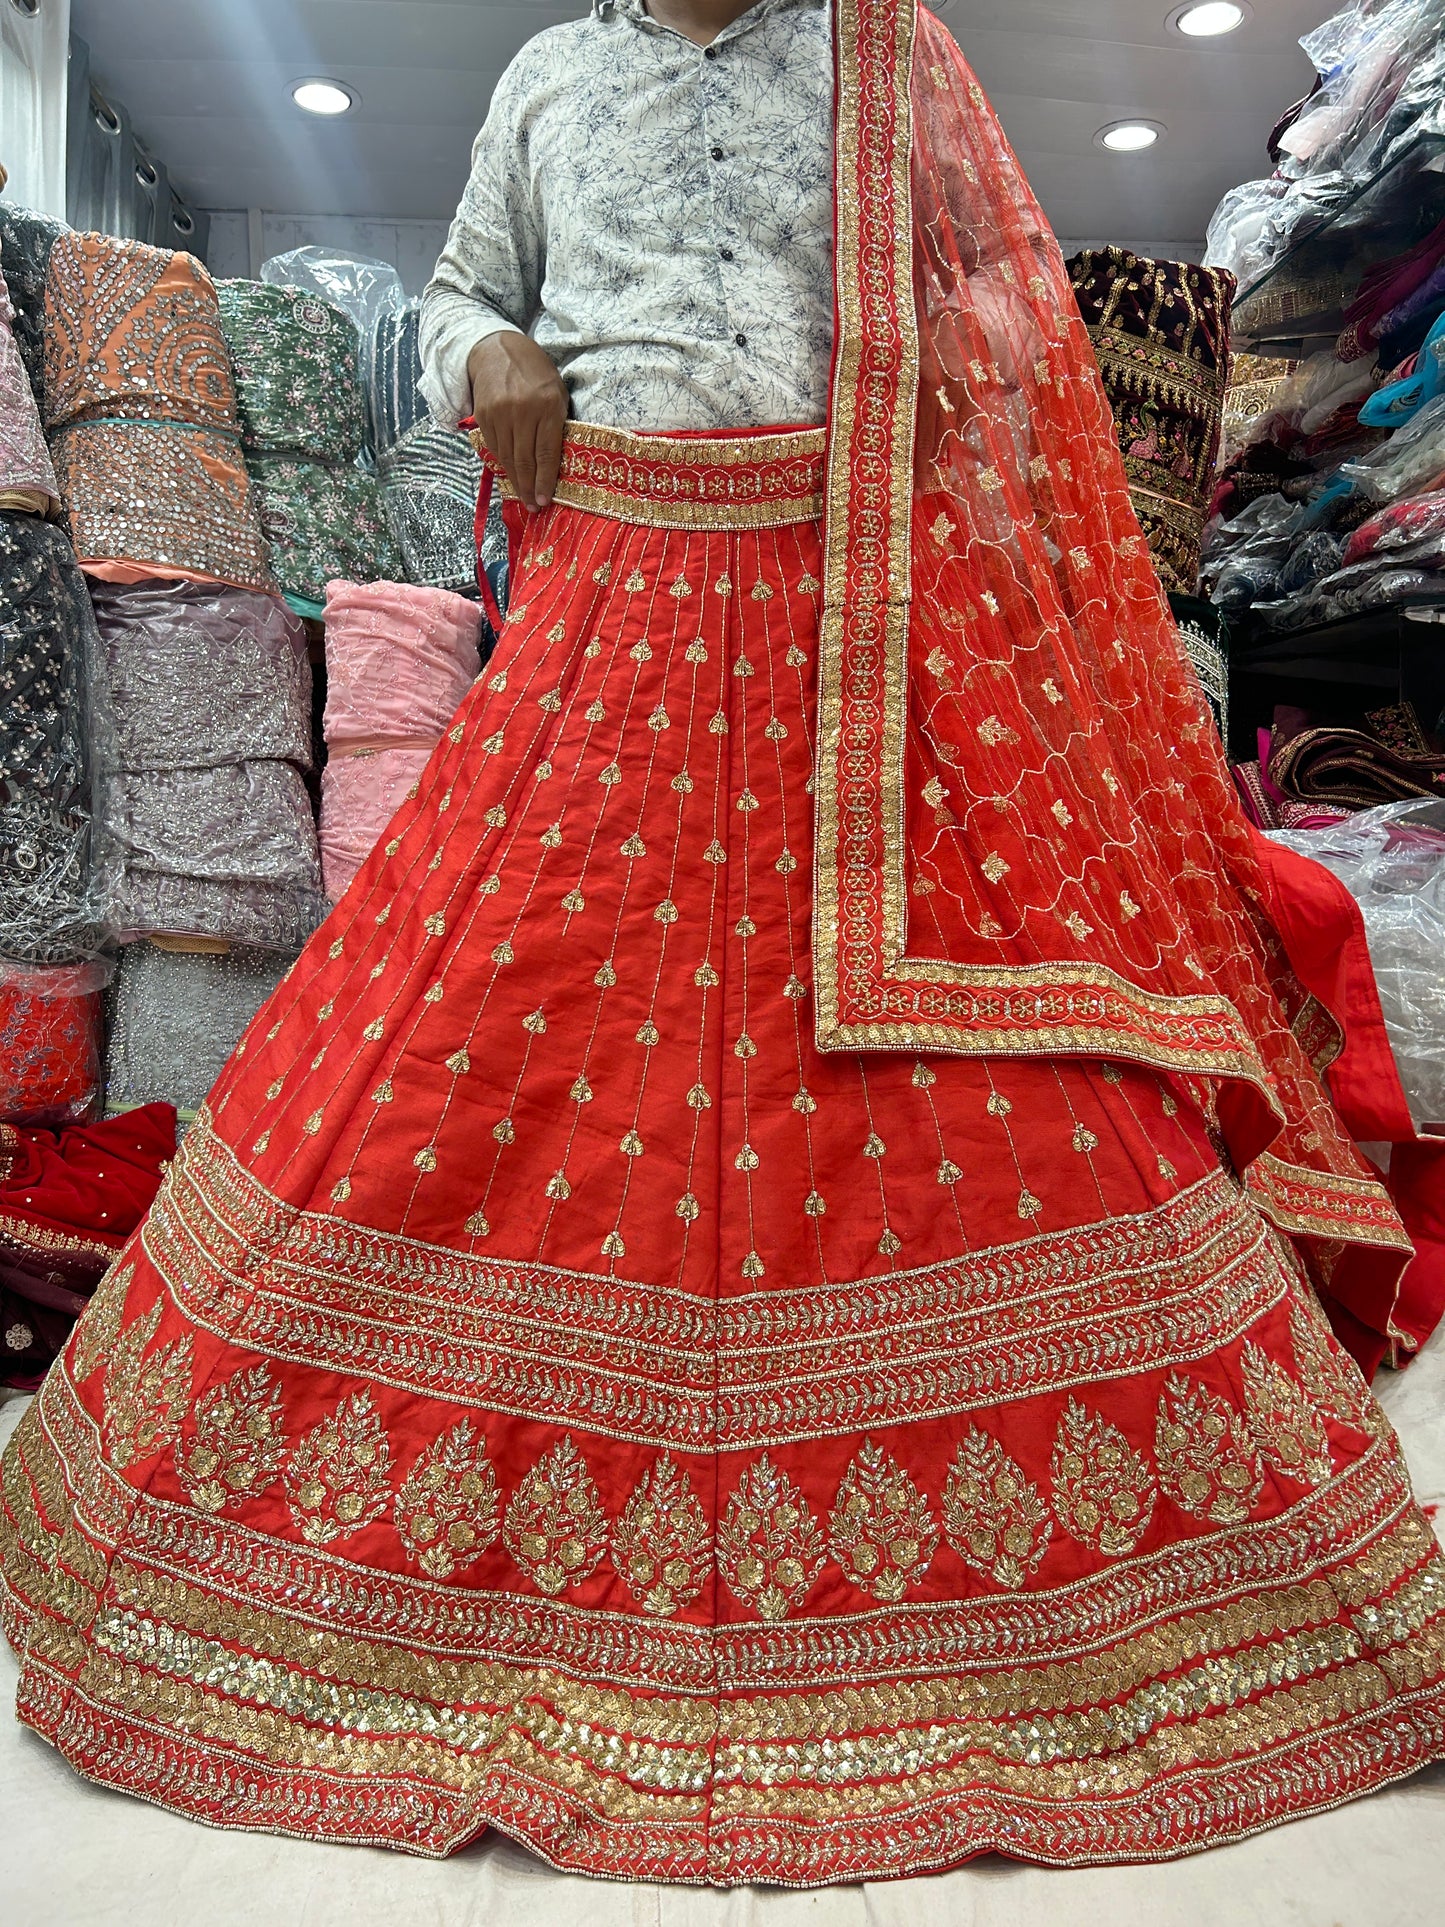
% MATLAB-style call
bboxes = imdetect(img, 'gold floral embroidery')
[504,1435,609,1597]
[104,1301,194,1472]
[718,1455,826,1622]
[1050,1399,1156,1557]
[179,1364,287,1515]
[828,1439,938,1603]
[284,1391,393,1547]
[942,1428,1052,1589]
[395,1421,500,1581]
[1241,1342,1334,1484]
[612,1456,710,1618]
[70,1260,135,1382]
[1155,1373,1262,1527]
[1289,1296,1390,1440]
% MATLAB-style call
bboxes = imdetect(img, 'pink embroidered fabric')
[319,580,482,900]
[0,271,58,515]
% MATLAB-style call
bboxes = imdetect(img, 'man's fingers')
[533,401,565,510]
[511,403,541,510]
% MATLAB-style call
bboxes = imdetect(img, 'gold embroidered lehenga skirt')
[3,427,1445,1885]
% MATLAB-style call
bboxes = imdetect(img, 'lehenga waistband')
[470,421,827,531]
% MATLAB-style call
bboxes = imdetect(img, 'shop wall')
[204,211,450,296]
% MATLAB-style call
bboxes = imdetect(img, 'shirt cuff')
[419,312,525,430]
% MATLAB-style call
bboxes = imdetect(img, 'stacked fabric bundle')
[0,1104,175,1388]
[319,579,482,900]
[0,202,66,411]
[218,280,402,611]
[1068,248,1237,599]
[371,305,485,597]
[0,959,110,1126]
[42,233,276,592]
[105,940,294,1129]
[0,269,58,515]
[91,580,326,948]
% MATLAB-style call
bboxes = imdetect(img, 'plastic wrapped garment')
[1067,249,1235,596]
[0,959,109,1128]
[0,201,66,408]
[0,513,111,963]
[1344,485,1445,566]
[248,454,405,605]
[105,940,295,1126]
[368,305,429,455]
[378,422,483,595]
[1272,797,1445,1132]
[1256,558,1444,629]
[0,1103,175,1389]
[259,247,404,347]
[216,280,366,463]
[42,233,237,433]
[1201,493,1312,616]
[89,580,326,950]
[49,419,278,596]
[92,578,313,771]
[1339,390,1445,505]
[0,270,58,515]
[106,764,327,950]
[319,578,482,899]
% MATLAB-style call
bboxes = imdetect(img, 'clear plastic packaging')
[260,249,405,453]
[0,958,110,1126]
[1271,796,1445,1130]
[217,279,366,464]
[105,940,296,1126]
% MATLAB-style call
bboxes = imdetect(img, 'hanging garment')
[3,0,1444,1883]
[318,579,482,898]
[89,580,325,950]
[368,305,429,455]
[0,958,107,1127]
[247,455,404,605]
[217,281,367,464]
[0,1104,175,1390]
[379,422,485,596]
[0,272,58,514]
[0,511,108,964]
[104,941,297,1129]
[0,201,66,410]
[1067,248,1236,596]
[42,232,276,594]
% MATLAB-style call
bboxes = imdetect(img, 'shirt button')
[704,46,719,60]
[720,247,735,262]
[711,145,725,161]
[735,333,748,348]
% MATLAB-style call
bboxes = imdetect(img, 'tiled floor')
[2,1325,1442,1927]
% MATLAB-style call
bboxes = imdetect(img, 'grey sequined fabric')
[379,424,483,596]
[90,581,326,948]
[105,940,295,1123]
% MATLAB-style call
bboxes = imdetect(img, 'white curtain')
[0,0,70,218]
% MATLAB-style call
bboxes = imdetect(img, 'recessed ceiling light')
[1171,2,1247,35]
[1096,120,1163,152]
[291,78,356,117]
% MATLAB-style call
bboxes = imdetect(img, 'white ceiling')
[70,0,1327,243]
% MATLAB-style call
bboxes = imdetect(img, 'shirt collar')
[593,1,812,32]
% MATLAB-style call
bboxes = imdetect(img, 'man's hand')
[468,333,568,513]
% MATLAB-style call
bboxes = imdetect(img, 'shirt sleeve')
[419,63,545,429]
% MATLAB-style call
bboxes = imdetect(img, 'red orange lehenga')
[5,0,1445,1887]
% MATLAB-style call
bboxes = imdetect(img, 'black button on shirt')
[704,46,718,60]
[735,332,748,348]
[711,145,725,161]
[720,247,735,262]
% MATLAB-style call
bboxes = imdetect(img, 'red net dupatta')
[816,0,1416,1347]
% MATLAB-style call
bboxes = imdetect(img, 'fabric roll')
[0,960,108,1128]
[248,455,404,605]
[89,580,325,951]
[0,202,65,409]
[368,306,428,454]
[0,271,58,515]
[1068,248,1236,597]
[320,578,482,898]
[0,1105,175,1389]
[217,281,366,464]
[319,747,436,902]
[378,422,484,594]
[1269,707,1445,812]
[43,233,238,433]
[0,512,108,964]
[105,940,295,1125]
[91,579,313,770]
[107,763,327,950]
